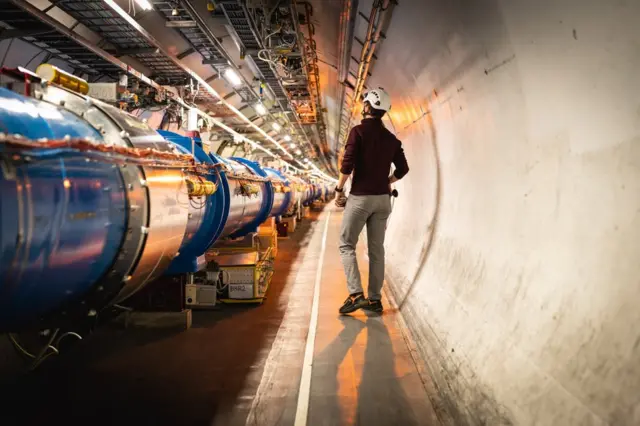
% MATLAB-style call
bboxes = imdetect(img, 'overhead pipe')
[286,1,336,176]
[7,0,313,177]
[337,0,383,155]
[178,1,289,140]
[292,0,335,175]
[102,0,298,159]
[334,0,359,159]
[10,0,335,183]
[338,0,359,84]
[235,1,319,165]
[338,0,395,151]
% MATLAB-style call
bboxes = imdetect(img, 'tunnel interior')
[1,0,639,425]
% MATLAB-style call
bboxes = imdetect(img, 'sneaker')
[339,293,367,314]
[363,299,383,313]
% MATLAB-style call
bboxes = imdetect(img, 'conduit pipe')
[6,0,310,176]
[334,0,358,153]
[178,2,288,131]
[103,1,292,161]
[105,0,335,183]
[339,0,395,150]
[238,0,322,173]
[338,0,359,85]
[291,0,336,176]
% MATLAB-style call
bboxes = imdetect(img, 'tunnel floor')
[0,206,439,426]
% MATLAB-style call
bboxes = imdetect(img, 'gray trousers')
[339,194,391,300]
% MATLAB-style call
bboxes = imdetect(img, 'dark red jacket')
[340,118,409,195]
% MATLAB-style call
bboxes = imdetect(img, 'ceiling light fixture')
[272,122,282,132]
[134,0,153,10]
[254,103,267,116]
[289,143,296,149]
[295,149,302,155]
[223,68,242,87]
[102,0,338,181]
[283,135,292,142]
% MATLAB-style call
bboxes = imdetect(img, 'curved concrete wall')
[365,0,640,424]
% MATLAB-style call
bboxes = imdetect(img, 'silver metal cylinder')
[220,158,267,237]
[34,83,190,303]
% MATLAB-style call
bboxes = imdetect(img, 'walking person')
[334,88,409,314]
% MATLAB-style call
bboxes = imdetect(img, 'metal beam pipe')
[338,0,359,85]
[8,0,319,179]
[338,0,395,151]
[101,0,299,160]
[178,0,313,164]
[0,28,54,40]
[291,0,336,175]
[8,0,156,86]
[334,0,359,155]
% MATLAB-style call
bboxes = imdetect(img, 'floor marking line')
[293,210,331,426]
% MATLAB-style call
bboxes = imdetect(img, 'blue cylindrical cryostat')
[0,88,127,329]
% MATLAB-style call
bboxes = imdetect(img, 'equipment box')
[282,216,296,233]
[214,251,274,304]
[257,228,278,259]
[185,283,217,308]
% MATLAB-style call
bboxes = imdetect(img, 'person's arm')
[335,173,349,192]
[389,142,409,184]
[336,128,359,191]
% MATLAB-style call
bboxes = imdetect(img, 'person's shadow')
[311,314,424,425]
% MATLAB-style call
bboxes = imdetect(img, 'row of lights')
[134,0,153,11]
[216,59,312,166]
[127,0,330,180]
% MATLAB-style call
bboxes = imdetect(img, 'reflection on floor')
[0,206,439,426]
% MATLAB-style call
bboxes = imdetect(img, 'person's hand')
[335,190,347,208]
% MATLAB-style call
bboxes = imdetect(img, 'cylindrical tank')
[313,183,322,201]
[221,157,272,238]
[286,175,305,217]
[157,130,220,274]
[0,77,321,331]
[155,133,287,240]
[264,167,292,218]
[301,179,314,206]
[0,88,126,330]
[0,84,191,330]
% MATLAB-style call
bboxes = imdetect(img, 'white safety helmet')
[362,87,391,112]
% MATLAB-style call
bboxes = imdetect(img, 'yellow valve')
[186,178,217,196]
[272,183,289,193]
[36,64,89,95]
[240,181,260,197]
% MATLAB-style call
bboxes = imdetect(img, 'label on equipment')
[228,284,253,299]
